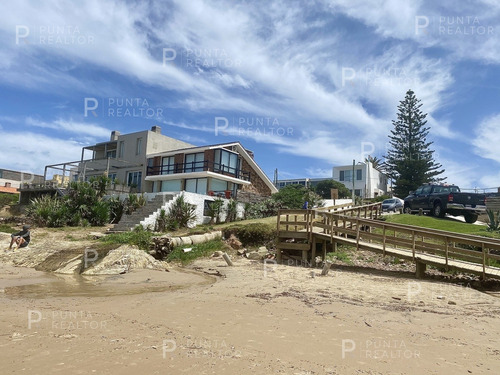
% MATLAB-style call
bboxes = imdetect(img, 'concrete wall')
[139,191,245,229]
[0,169,44,188]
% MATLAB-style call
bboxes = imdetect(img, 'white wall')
[139,191,245,229]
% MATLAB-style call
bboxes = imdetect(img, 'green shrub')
[206,198,224,224]
[100,226,153,250]
[166,194,197,229]
[27,195,67,227]
[107,196,125,224]
[167,239,225,264]
[271,184,323,209]
[225,199,238,223]
[486,209,500,232]
[0,192,19,207]
[244,199,282,219]
[155,208,168,232]
[223,223,276,247]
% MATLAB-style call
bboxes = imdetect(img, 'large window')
[356,169,362,180]
[119,141,125,158]
[136,138,142,155]
[185,153,204,172]
[185,178,207,195]
[127,171,142,190]
[340,170,352,182]
[211,178,228,192]
[106,149,116,158]
[161,180,182,192]
[161,156,175,175]
[214,149,239,175]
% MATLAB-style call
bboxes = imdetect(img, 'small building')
[332,162,388,198]
[0,168,44,190]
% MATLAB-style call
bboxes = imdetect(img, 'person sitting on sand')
[8,225,31,251]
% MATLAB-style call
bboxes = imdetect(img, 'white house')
[332,162,388,198]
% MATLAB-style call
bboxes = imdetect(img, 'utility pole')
[352,159,355,205]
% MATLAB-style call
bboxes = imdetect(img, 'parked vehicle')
[382,198,403,212]
[403,184,486,223]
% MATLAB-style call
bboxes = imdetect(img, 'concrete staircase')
[109,194,174,232]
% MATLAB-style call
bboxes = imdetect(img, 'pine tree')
[384,89,444,197]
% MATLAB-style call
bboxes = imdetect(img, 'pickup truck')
[403,184,486,223]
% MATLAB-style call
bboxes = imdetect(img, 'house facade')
[276,178,331,190]
[29,127,276,202]
[332,162,388,198]
[145,142,277,199]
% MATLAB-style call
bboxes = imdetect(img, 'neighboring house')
[276,178,331,190]
[0,168,44,193]
[145,142,277,199]
[332,162,388,198]
[76,126,194,191]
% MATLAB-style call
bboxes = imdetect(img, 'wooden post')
[416,261,426,279]
[482,242,486,280]
[382,224,386,256]
[222,253,233,266]
[311,234,317,267]
[322,240,327,259]
[321,260,332,276]
[445,236,449,269]
[411,230,416,260]
[356,218,361,251]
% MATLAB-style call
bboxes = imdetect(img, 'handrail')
[146,160,251,181]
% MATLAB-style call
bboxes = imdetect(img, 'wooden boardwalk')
[276,203,500,280]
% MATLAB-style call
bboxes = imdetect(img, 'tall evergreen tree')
[384,89,444,197]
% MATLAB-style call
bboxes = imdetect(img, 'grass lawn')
[384,214,500,239]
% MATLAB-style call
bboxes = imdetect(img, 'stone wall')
[239,158,272,197]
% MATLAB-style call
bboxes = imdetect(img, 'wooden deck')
[276,203,500,280]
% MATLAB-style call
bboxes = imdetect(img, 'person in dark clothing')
[8,225,31,250]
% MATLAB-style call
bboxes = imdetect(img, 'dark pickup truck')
[403,184,486,223]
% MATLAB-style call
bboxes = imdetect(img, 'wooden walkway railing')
[275,203,500,279]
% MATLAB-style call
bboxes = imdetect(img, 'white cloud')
[26,117,111,138]
[472,114,500,164]
[0,130,85,174]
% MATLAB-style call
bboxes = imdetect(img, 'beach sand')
[1,254,500,375]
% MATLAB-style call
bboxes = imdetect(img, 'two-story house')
[332,162,388,198]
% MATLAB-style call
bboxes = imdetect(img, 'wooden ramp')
[276,203,500,280]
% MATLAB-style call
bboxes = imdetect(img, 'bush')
[163,194,197,231]
[314,180,351,199]
[225,199,238,223]
[100,226,153,250]
[271,184,323,209]
[206,198,224,224]
[0,193,19,208]
[26,195,67,227]
[244,199,282,219]
[486,209,500,232]
[167,239,225,264]
[223,223,276,247]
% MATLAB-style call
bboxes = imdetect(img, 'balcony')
[146,160,251,182]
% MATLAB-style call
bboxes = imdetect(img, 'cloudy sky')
[0,0,499,189]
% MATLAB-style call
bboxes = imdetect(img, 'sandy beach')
[1,252,500,375]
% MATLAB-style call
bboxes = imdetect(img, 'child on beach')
[8,225,31,251]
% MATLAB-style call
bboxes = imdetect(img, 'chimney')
[5,182,11,188]
[151,125,161,134]
[110,130,121,141]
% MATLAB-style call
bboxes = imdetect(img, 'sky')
[0,0,499,190]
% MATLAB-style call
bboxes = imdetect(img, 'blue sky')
[1,0,499,189]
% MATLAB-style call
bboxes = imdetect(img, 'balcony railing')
[146,160,251,181]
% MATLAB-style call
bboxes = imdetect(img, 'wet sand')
[1,258,500,375]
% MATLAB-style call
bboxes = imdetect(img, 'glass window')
[119,141,124,158]
[185,178,208,194]
[162,156,176,175]
[356,169,362,180]
[185,153,204,172]
[214,149,239,175]
[339,171,344,181]
[415,187,423,195]
[161,180,182,192]
[109,173,117,182]
[136,138,142,155]
[341,170,352,181]
[355,189,361,196]
[421,185,432,195]
[211,178,228,192]
[106,149,116,158]
[127,171,142,190]
[0,170,3,178]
